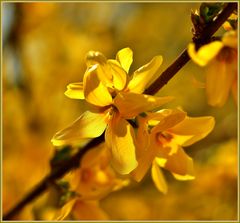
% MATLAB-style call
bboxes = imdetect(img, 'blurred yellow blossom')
[56,198,108,220]
[52,48,173,174]
[188,30,238,107]
[132,109,215,194]
[69,144,129,200]
[55,144,128,220]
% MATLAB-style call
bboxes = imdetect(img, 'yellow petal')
[135,116,150,158]
[64,82,84,99]
[55,198,77,220]
[72,200,109,220]
[114,92,173,119]
[149,109,186,134]
[222,21,232,31]
[169,134,194,147]
[131,143,156,182]
[188,42,223,66]
[127,56,163,93]
[169,116,215,147]
[222,31,237,49]
[105,113,138,174]
[116,47,133,73]
[151,160,168,194]
[81,143,110,168]
[155,146,195,180]
[206,59,236,107]
[107,59,127,90]
[85,50,107,66]
[83,65,112,107]
[51,111,107,146]
[131,118,155,181]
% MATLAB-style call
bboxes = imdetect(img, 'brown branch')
[144,2,237,95]
[3,135,104,220]
[3,3,237,220]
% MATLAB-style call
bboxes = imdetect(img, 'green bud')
[200,3,224,23]
[50,146,72,169]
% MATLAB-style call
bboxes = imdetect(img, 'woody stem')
[144,3,237,95]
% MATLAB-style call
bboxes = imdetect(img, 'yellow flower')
[56,198,108,220]
[188,30,238,107]
[55,144,128,220]
[51,48,173,174]
[69,144,129,200]
[132,109,215,194]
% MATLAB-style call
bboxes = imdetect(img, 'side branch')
[3,3,237,220]
[144,2,237,95]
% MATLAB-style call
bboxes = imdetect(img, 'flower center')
[156,132,173,145]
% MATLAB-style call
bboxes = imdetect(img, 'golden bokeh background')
[2,2,237,220]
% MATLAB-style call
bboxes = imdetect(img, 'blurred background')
[2,2,238,220]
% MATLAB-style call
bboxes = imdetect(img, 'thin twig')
[145,3,237,95]
[3,3,237,220]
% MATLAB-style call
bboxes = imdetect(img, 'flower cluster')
[51,48,173,174]
[51,48,215,219]
[55,144,128,220]
[132,109,214,193]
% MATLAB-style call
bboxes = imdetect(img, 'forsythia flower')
[132,109,215,194]
[56,144,128,220]
[188,30,238,107]
[51,48,173,174]
[69,144,129,200]
[52,48,172,174]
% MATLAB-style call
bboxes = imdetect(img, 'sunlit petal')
[108,59,127,90]
[132,120,155,181]
[136,116,150,158]
[56,198,77,220]
[169,134,194,146]
[188,41,223,66]
[81,146,106,168]
[206,59,236,107]
[169,116,215,147]
[114,92,173,119]
[155,146,195,180]
[131,143,156,182]
[116,47,133,73]
[151,160,168,194]
[150,109,186,134]
[85,50,107,66]
[64,82,84,99]
[222,30,237,49]
[83,65,112,107]
[94,64,114,88]
[127,56,163,93]
[51,111,108,146]
[105,113,138,174]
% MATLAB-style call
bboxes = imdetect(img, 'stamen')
[156,132,173,145]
